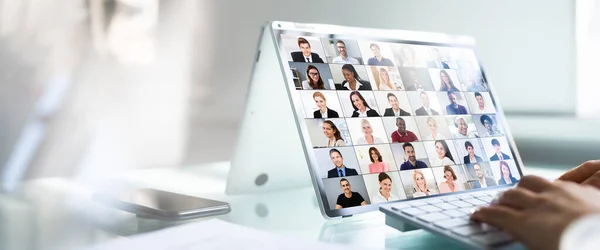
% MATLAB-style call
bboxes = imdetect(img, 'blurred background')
[1,0,599,191]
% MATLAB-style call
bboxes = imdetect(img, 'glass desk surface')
[0,162,566,250]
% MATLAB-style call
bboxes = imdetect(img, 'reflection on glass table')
[0,161,565,250]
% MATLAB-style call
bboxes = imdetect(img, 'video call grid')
[281,34,519,211]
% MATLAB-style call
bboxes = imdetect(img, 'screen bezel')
[269,21,526,218]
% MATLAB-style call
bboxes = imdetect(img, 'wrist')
[560,214,600,250]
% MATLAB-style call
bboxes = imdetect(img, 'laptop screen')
[272,22,522,217]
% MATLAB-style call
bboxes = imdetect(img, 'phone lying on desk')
[93,188,231,221]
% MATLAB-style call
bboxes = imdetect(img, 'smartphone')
[92,188,231,221]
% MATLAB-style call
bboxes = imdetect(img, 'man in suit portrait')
[383,93,411,116]
[327,148,359,178]
[445,91,468,115]
[415,91,440,116]
[489,139,511,161]
[427,48,450,69]
[472,163,497,188]
[291,37,324,63]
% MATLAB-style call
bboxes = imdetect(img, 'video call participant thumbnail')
[332,40,360,64]
[376,68,401,90]
[291,37,324,63]
[371,172,399,203]
[413,170,437,198]
[327,148,359,178]
[322,120,346,147]
[302,65,326,90]
[337,64,373,90]
[312,92,339,118]
[383,93,411,117]
[335,178,368,209]
[452,116,478,138]
[349,91,380,117]
[445,91,468,115]
[480,114,503,137]
[391,117,418,143]
[399,142,428,170]
[489,139,511,161]
[398,45,418,67]
[471,163,497,188]
[497,161,518,185]
[415,92,440,116]
[473,92,494,113]
[424,117,446,141]
[431,140,455,166]
[437,70,460,92]
[463,141,483,164]
[367,43,394,66]
[438,165,462,193]
[356,119,385,145]
[402,69,433,91]
[427,48,450,69]
[367,147,389,173]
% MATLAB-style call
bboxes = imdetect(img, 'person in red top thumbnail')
[391,117,418,143]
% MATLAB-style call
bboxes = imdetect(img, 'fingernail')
[470,210,481,222]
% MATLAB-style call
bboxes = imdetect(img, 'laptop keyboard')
[382,187,518,248]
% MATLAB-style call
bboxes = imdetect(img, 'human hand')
[557,160,600,188]
[470,175,600,250]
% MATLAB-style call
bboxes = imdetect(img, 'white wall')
[199,0,575,125]
[576,0,600,117]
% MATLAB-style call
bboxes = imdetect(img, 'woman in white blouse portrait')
[431,140,455,166]
[371,172,399,203]
[424,117,446,140]
[349,91,380,117]
[356,119,384,145]
[322,120,347,147]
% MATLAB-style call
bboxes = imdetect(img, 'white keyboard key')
[425,198,444,204]
[442,209,467,217]
[471,232,513,246]
[471,191,490,197]
[458,207,478,215]
[478,196,494,203]
[463,198,488,206]
[434,217,471,229]
[401,207,426,216]
[448,200,472,208]
[406,200,428,206]
[433,202,457,210]
[441,196,459,202]
[456,194,474,200]
[483,191,498,196]
[391,203,412,210]
[417,212,451,222]
[420,205,442,213]
[451,225,487,236]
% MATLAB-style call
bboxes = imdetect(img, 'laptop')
[228,21,524,249]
